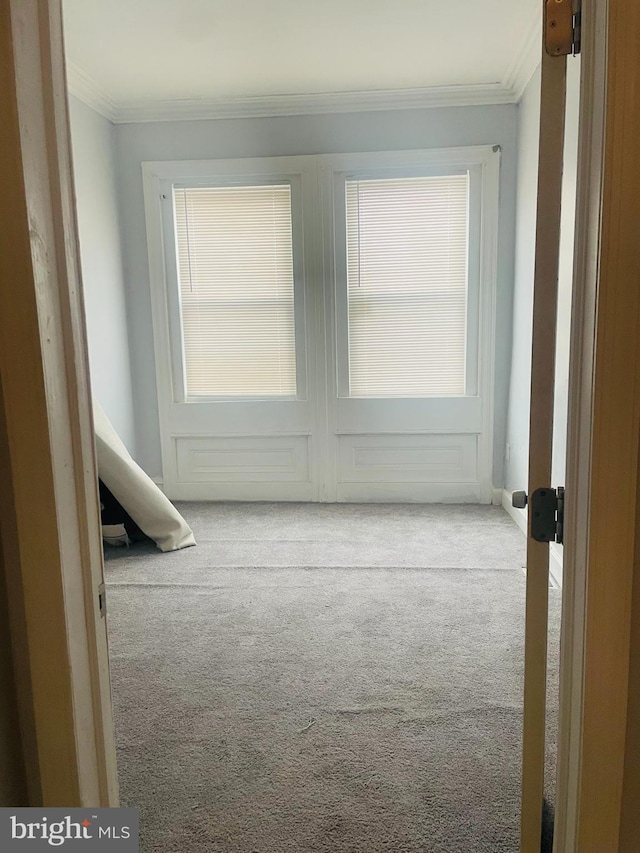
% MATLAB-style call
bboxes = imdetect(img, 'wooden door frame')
[0,0,117,807]
[553,0,606,846]
[2,0,640,846]
[556,0,640,850]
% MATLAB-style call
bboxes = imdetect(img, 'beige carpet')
[104,503,561,853]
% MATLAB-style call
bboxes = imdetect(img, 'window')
[145,148,498,501]
[345,174,469,397]
[173,183,297,397]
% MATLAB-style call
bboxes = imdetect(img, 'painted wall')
[69,97,136,453]
[504,67,541,496]
[504,58,580,502]
[114,104,518,485]
[552,57,581,492]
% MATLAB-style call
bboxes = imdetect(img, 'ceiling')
[62,0,541,123]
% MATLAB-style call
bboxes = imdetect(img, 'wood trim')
[0,397,30,805]
[43,0,119,807]
[619,455,640,849]
[520,44,567,853]
[553,0,607,848]
[0,0,117,806]
[0,0,78,806]
[575,0,640,849]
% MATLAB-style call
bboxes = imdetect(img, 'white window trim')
[143,147,500,503]
[166,179,302,402]
[142,156,320,498]
[143,156,316,406]
[334,165,480,399]
[319,145,501,502]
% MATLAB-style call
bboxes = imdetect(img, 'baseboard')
[502,489,563,589]
[492,487,503,506]
[549,543,563,589]
[335,482,490,502]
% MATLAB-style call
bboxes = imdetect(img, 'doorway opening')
[62,0,580,848]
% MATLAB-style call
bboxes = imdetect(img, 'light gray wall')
[504,68,541,494]
[504,59,581,496]
[552,57,581,490]
[114,105,518,484]
[69,97,136,453]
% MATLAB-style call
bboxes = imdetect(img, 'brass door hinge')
[545,0,582,56]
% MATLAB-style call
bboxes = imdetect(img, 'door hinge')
[98,583,107,618]
[545,0,582,57]
[512,486,565,544]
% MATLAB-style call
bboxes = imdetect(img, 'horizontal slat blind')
[174,184,296,397]
[346,174,469,397]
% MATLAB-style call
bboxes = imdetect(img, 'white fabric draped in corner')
[94,402,196,552]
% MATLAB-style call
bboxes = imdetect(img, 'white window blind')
[173,184,296,397]
[346,174,469,397]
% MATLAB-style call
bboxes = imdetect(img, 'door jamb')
[554,0,606,847]
[0,0,118,807]
[3,0,640,846]
[556,0,640,849]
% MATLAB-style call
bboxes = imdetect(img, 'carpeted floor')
[104,503,561,853]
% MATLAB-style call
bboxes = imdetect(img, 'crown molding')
[65,63,520,124]
[65,15,541,125]
[66,60,118,121]
[110,83,516,124]
[503,9,543,101]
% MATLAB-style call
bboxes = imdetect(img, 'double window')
[152,149,494,404]
[145,148,498,500]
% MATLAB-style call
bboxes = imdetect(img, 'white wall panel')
[337,434,477,484]
[176,435,310,484]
